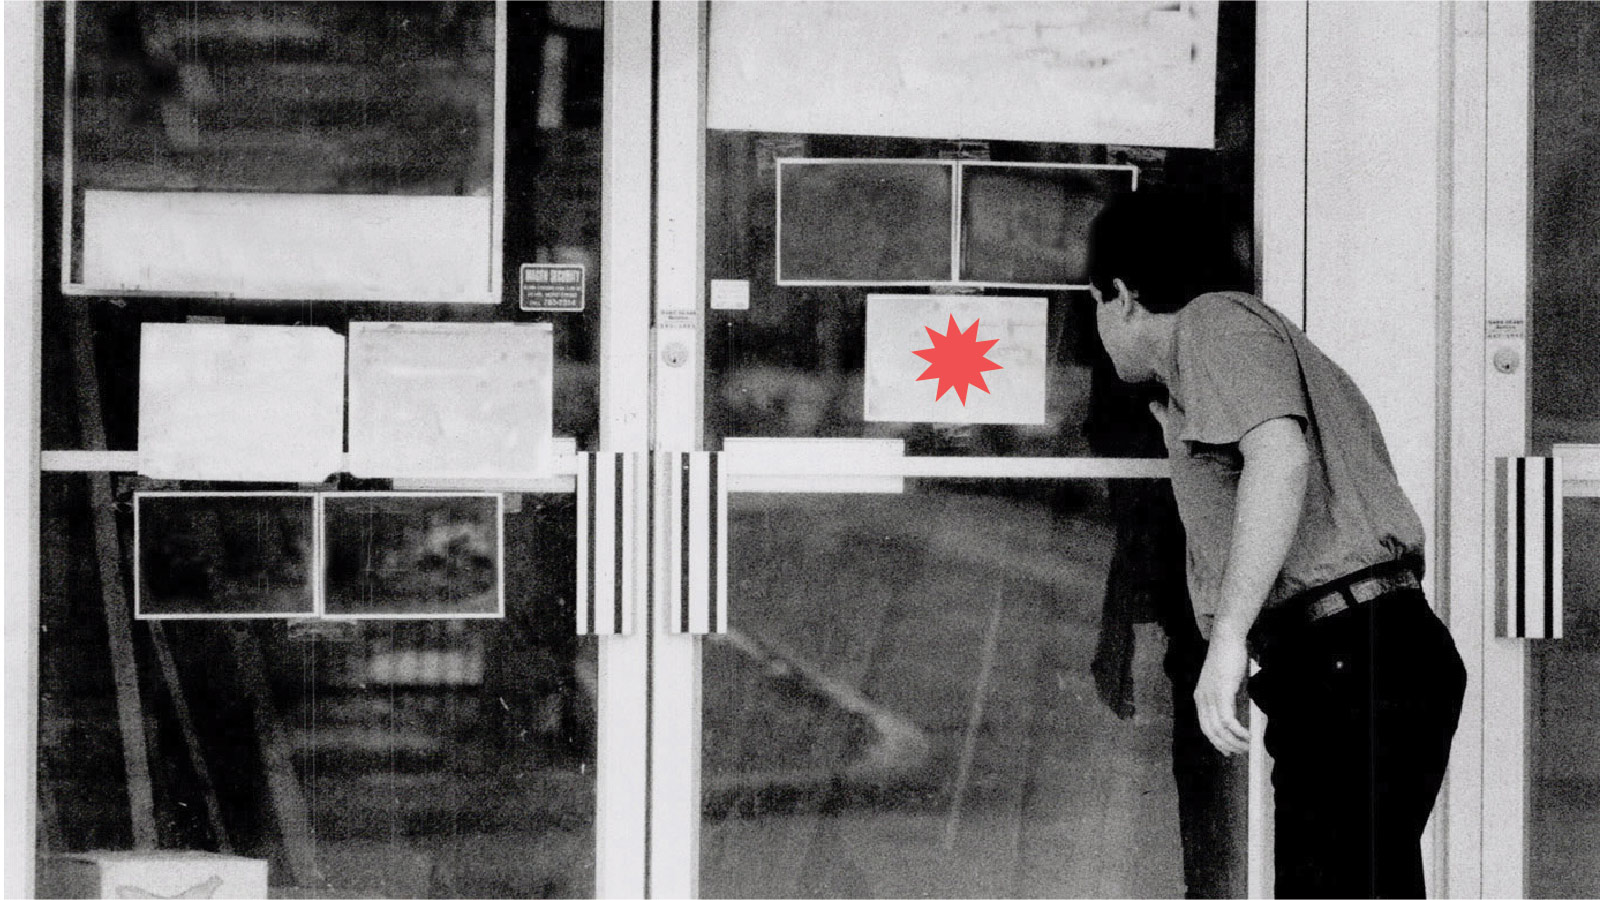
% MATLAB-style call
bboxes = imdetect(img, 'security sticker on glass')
[519,263,585,312]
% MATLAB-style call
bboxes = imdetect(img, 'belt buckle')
[1346,577,1381,607]
[1346,570,1413,607]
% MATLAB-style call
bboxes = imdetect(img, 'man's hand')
[1198,416,1308,756]
[1194,629,1251,756]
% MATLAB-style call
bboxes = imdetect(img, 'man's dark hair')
[1086,187,1250,314]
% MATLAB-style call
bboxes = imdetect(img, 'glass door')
[645,3,1270,896]
[1469,2,1600,895]
[33,3,621,897]
[1526,2,1600,896]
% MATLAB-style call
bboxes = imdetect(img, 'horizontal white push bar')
[41,449,1170,481]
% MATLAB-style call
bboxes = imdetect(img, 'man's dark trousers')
[1247,588,1466,899]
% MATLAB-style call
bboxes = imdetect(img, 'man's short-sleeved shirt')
[1161,292,1425,633]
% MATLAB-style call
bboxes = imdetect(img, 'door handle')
[1497,456,1562,639]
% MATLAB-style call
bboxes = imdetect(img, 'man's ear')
[1111,278,1140,316]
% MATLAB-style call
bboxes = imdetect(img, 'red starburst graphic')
[912,315,1003,405]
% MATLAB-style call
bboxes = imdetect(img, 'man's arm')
[1194,415,1310,755]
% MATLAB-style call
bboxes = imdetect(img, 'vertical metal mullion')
[5,3,44,894]
[596,2,655,896]
[649,1,707,896]
[1442,3,1491,895]
[60,1,75,290]
[950,160,963,283]
[1481,3,1533,896]
[1255,0,1309,330]
[489,0,507,295]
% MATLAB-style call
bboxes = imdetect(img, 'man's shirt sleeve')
[1176,301,1309,447]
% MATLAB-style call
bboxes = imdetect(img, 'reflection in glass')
[777,161,955,284]
[136,493,316,618]
[1531,497,1600,897]
[701,483,1245,898]
[960,165,1135,287]
[1530,1,1600,451]
[322,494,503,618]
[39,477,595,897]
[1528,6,1600,895]
[70,2,495,196]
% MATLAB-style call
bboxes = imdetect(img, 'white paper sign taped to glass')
[864,295,1048,424]
[138,324,344,482]
[82,192,497,303]
[708,1,1218,149]
[348,323,555,480]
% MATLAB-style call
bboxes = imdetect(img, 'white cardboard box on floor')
[47,850,268,900]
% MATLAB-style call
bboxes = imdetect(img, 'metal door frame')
[637,3,1314,897]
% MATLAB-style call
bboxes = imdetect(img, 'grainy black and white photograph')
[322,493,504,618]
[4,1,1599,899]
[135,492,318,618]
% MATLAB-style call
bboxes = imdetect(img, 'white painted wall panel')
[1305,1,1443,584]
[1254,1,1307,328]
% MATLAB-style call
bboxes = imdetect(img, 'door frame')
[1460,2,1600,896]
[1443,1,1535,896]
[594,3,655,897]
[1479,2,1535,894]
[5,3,45,896]
[637,3,1312,897]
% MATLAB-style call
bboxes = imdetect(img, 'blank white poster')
[81,190,496,303]
[348,322,555,480]
[709,1,1218,149]
[138,324,345,482]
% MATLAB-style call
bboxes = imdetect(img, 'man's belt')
[1250,560,1422,656]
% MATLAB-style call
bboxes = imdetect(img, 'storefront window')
[36,3,605,896]
[38,475,596,897]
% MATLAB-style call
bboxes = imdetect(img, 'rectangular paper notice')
[864,295,1048,424]
[138,324,344,481]
[709,2,1218,149]
[710,279,751,310]
[348,322,554,479]
[82,190,496,302]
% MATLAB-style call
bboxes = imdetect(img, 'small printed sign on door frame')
[519,263,585,312]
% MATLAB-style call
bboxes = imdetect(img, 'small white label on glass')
[710,279,751,310]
